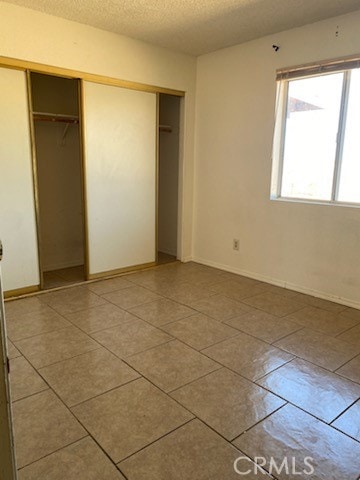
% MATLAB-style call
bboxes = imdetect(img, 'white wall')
[158,95,180,256]
[0,1,197,263]
[194,10,360,307]
[0,68,39,291]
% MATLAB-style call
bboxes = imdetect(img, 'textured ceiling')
[4,0,360,55]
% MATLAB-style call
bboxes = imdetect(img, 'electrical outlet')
[233,238,239,251]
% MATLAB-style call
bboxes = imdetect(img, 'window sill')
[270,195,360,209]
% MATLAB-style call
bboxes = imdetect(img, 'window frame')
[271,59,360,208]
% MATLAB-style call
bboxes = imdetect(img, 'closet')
[30,73,85,289]
[0,60,185,296]
[157,94,181,263]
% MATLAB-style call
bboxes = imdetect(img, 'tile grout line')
[9,261,360,476]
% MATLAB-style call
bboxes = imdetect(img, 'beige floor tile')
[337,355,360,384]
[13,390,86,468]
[43,272,72,289]
[203,333,293,381]
[6,304,71,342]
[126,270,172,288]
[102,286,161,309]
[7,339,21,359]
[335,306,360,321]
[129,276,186,295]
[39,348,140,406]
[257,358,360,423]
[65,303,136,333]
[291,293,347,313]
[129,298,195,326]
[287,306,359,336]
[18,437,125,480]
[120,419,271,479]
[332,400,360,441]
[210,280,268,301]
[171,368,285,440]
[91,319,173,358]
[72,378,193,462]
[15,327,100,369]
[10,357,48,402]
[127,340,220,392]
[242,292,304,317]
[87,276,133,295]
[259,284,301,299]
[163,282,216,305]
[39,286,107,315]
[224,309,302,343]
[212,276,260,290]
[188,294,252,321]
[55,265,84,282]
[233,404,360,480]
[172,270,230,286]
[274,328,360,371]
[161,313,239,350]
[5,297,45,319]
[337,323,360,346]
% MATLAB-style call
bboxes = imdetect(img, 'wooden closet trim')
[0,55,186,96]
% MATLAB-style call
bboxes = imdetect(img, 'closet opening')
[157,93,181,265]
[29,72,86,290]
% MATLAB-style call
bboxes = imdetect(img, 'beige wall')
[0,1,197,263]
[194,10,360,308]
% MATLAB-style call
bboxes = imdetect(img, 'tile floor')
[4,261,360,479]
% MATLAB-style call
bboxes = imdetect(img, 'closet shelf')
[33,112,79,124]
[159,124,172,133]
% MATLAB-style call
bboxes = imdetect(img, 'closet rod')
[33,112,79,124]
[159,124,172,133]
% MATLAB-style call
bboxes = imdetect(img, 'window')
[272,57,360,205]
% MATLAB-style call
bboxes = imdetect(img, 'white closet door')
[83,82,157,275]
[0,68,39,291]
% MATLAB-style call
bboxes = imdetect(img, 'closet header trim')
[0,55,185,97]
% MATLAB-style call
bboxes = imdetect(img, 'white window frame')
[271,55,360,208]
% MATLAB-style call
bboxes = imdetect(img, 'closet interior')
[157,93,181,264]
[30,73,86,289]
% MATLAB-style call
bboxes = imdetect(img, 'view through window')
[275,67,360,205]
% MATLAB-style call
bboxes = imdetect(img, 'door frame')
[27,72,89,285]
[0,240,17,480]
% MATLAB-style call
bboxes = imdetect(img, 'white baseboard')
[180,255,193,263]
[193,256,360,310]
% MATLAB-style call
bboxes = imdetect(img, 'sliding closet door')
[83,82,157,275]
[0,68,39,292]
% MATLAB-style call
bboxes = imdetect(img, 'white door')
[0,241,17,480]
[0,67,39,293]
[82,82,157,276]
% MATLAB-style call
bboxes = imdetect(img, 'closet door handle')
[0,239,3,262]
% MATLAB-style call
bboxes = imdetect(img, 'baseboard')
[4,285,40,300]
[193,256,360,310]
[180,256,193,263]
[88,261,157,280]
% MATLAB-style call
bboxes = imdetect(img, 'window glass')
[280,73,343,201]
[338,69,360,203]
